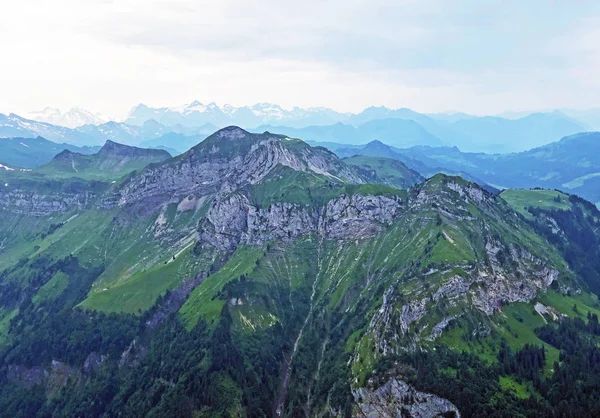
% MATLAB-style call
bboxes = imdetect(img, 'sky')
[1,0,599,119]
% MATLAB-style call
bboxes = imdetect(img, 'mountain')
[257,110,586,153]
[326,133,600,205]
[255,119,446,148]
[126,102,351,128]
[561,108,600,130]
[334,140,497,191]
[2,126,600,416]
[448,111,587,152]
[9,104,589,154]
[27,107,107,128]
[33,140,171,180]
[0,136,99,168]
[342,155,424,189]
[75,120,175,146]
[347,106,425,126]
[0,113,101,146]
[397,132,600,204]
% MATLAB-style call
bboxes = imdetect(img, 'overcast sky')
[1,0,599,118]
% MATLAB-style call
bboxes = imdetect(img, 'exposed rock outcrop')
[199,192,405,251]
[0,187,99,216]
[352,378,460,418]
[113,127,363,208]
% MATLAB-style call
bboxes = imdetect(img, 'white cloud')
[0,0,599,117]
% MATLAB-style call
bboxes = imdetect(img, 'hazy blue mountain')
[260,109,587,153]
[76,120,175,146]
[0,113,99,146]
[334,132,600,204]
[255,118,446,148]
[346,106,424,126]
[0,136,99,168]
[27,106,107,128]
[448,111,587,152]
[125,102,351,128]
[561,108,600,130]
[3,106,591,155]
[425,112,478,122]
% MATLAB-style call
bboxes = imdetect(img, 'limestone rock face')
[352,378,460,418]
[0,188,98,216]
[198,192,405,251]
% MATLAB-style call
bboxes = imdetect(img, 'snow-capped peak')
[27,107,107,128]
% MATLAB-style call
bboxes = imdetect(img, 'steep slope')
[1,126,600,417]
[502,189,600,295]
[343,155,424,189]
[0,141,171,215]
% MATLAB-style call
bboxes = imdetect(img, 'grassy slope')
[0,193,207,316]
[250,165,405,209]
[501,189,571,219]
[343,155,423,189]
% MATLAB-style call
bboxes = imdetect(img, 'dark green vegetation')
[1,127,600,417]
[504,189,600,297]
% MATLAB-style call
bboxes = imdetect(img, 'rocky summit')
[0,126,600,417]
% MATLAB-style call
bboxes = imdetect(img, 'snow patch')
[0,164,14,171]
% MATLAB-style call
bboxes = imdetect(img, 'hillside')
[0,137,99,168]
[36,140,171,180]
[1,127,600,416]
[343,155,424,189]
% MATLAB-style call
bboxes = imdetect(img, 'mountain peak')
[52,149,80,161]
[213,126,250,139]
[365,139,390,148]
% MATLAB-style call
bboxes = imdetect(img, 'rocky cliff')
[199,192,405,250]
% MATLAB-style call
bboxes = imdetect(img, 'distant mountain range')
[27,107,107,128]
[0,137,99,168]
[125,101,351,129]
[1,102,596,154]
[330,132,600,205]
[0,113,215,149]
